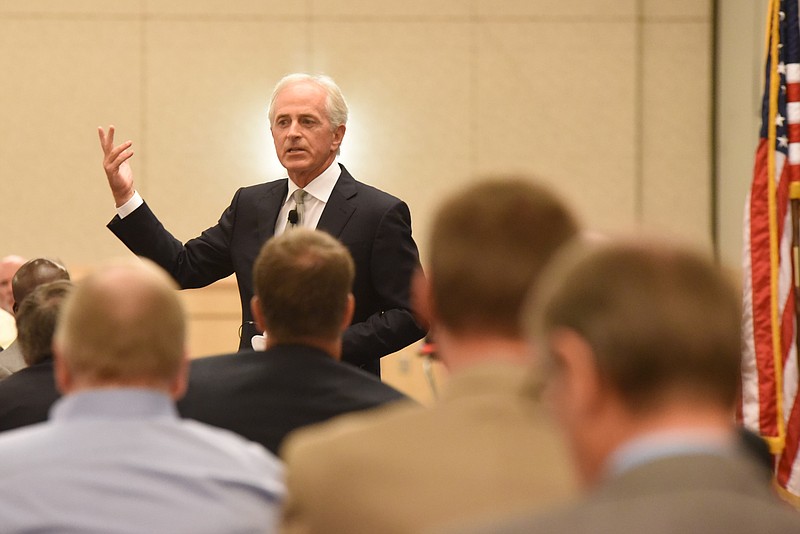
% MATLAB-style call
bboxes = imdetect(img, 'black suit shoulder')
[0,361,60,432]
[178,346,408,454]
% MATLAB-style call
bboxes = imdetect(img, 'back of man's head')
[53,259,186,390]
[253,229,355,345]
[12,258,70,315]
[16,280,73,366]
[430,178,579,338]
[529,239,741,414]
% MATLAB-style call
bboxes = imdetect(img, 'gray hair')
[268,73,349,131]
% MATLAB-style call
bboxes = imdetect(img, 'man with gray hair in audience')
[0,258,70,378]
[0,280,72,431]
[0,259,284,533]
[455,239,800,534]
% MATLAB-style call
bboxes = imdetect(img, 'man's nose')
[287,121,302,138]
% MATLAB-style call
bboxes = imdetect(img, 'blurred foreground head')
[53,259,186,395]
[426,178,579,341]
[526,239,741,484]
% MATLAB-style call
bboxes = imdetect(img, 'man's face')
[270,81,345,186]
[0,258,24,314]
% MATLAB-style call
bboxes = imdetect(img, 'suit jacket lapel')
[317,164,357,238]
[257,179,289,243]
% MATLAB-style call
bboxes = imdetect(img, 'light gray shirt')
[0,388,284,533]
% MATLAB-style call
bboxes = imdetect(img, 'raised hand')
[98,125,136,207]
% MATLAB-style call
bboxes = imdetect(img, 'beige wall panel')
[716,0,769,269]
[309,21,472,260]
[0,0,140,15]
[141,20,307,242]
[641,22,712,248]
[472,0,635,18]
[310,0,467,17]
[144,0,305,17]
[473,21,638,234]
[186,316,241,358]
[0,18,142,265]
[643,0,712,19]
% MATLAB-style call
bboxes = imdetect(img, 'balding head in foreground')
[54,259,186,395]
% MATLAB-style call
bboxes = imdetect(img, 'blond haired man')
[279,178,580,533]
[0,259,284,533]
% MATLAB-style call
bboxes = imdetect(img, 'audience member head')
[251,229,355,358]
[423,178,579,364]
[12,258,70,315]
[0,255,26,314]
[526,239,742,485]
[53,259,187,398]
[16,280,74,366]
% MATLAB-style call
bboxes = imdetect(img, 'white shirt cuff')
[116,191,143,219]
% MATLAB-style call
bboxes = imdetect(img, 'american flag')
[741,0,800,501]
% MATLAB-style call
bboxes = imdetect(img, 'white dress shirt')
[273,158,341,235]
[116,158,342,233]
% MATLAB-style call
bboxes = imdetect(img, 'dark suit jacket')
[108,165,426,375]
[0,360,60,432]
[457,453,800,534]
[176,345,409,455]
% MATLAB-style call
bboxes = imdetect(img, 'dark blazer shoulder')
[337,165,404,208]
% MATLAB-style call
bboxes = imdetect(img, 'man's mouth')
[286,147,305,153]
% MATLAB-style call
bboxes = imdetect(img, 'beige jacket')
[280,362,577,534]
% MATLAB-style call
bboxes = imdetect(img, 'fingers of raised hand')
[104,141,133,172]
[98,125,116,152]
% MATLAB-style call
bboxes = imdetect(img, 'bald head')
[54,259,187,392]
[0,255,26,313]
[12,259,70,315]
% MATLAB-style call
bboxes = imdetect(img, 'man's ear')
[548,328,603,419]
[250,296,266,333]
[341,294,355,332]
[170,351,190,401]
[331,124,346,152]
[411,268,433,331]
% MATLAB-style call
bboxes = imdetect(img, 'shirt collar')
[440,362,542,404]
[50,389,178,422]
[286,158,341,204]
[606,429,736,479]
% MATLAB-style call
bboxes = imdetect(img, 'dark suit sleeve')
[341,200,427,366]
[107,191,240,289]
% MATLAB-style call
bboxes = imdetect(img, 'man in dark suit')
[98,73,426,375]
[454,240,800,534]
[177,228,407,455]
[0,280,72,432]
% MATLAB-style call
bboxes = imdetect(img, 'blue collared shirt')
[0,388,284,533]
